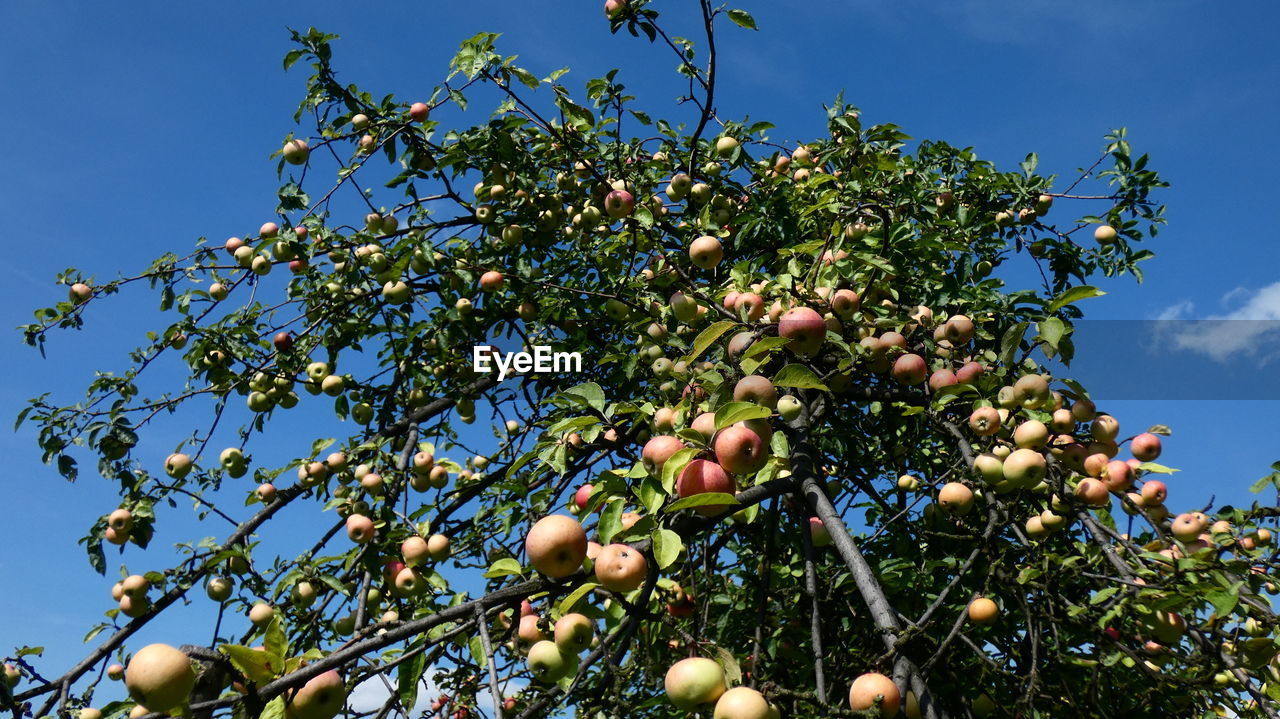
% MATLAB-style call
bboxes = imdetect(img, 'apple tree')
[8,2,1280,719]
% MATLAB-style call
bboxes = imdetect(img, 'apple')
[928,369,958,391]
[249,602,275,627]
[732,375,779,410]
[944,315,975,344]
[808,517,832,548]
[573,484,594,513]
[257,483,277,503]
[107,664,125,681]
[642,435,687,474]
[664,657,727,710]
[1074,477,1110,507]
[1094,225,1118,244]
[517,614,546,644]
[479,271,504,292]
[1013,420,1049,449]
[346,514,375,544]
[1171,512,1208,542]
[892,354,927,385]
[691,412,718,442]
[286,670,347,719]
[1131,432,1162,461]
[525,515,588,578]
[735,292,766,321]
[122,574,150,599]
[125,644,196,713]
[282,139,310,165]
[972,453,1004,485]
[1101,460,1134,492]
[527,640,573,682]
[689,236,724,269]
[206,576,233,602]
[604,190,635,219]
[955,361,985,383]
[830,289,861,318]
[119,594,149,618]
[1091,414,1120,442]
[553,613,594,652]
[779,307,827,356]
[603,0,628,19]
[594,543,647,592]
[777,395,803,422]
[1140,480,1168,505]
[713,424,767,475]
[427,533,450,561]
[897,474,922,491]
[69,282,93,304]
[968,407,1001,436]
[713,687,772,719]
[938,482,974,515]
[670,291,699,323]
[968,597,999,625]
[382,280,411,304]
[164,452,193,479]
[848,672,901,717]
[715,136,740,157]
[290,580,318,608]
[108,508,134,532]
[400,536,430,567]
[409,102,430,122]
[1012,374,1051,408]
[1002,448,1046,488]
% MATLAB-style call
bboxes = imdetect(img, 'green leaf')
[1146,425,1172,436]
[661,447,701,495]
[771,364,828,391]
[258,696,286,719]
[652,529,684,569]
[1206,589,1239,617]
[727,9,758,30]
[714,646,743,685]
[1038,317,1066,351]
[713,402,774,431]
[263,617,287,673]
[1136,462,1179,475]
[637,476,665,515]
[664,493,739,513]
[1048,285,1106,312]
[397,648,427,709]
[484,557,524,578]
[683,321,736,364]
[999,322,1029,366]
[562,382,606,413]
[557,582,599,615]
[221,644,276,684]
[598,498,624,544]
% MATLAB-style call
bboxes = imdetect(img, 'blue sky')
[2,0,1279,709]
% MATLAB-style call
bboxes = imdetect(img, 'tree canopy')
[7,3,1280,719]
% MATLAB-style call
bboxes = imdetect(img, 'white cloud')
[1155,281,1280,363]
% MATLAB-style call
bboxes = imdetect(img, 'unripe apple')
[715,136,740,157]
[689,236,724,269]
[554,613,594,653]
[108,508,134,532]
[1013,420,1049,449]
[248,602,274,627]
[282,139,310,165]
[938,482,975,515]
[1003,448,1046,488]
[897,474,922,491]
[848,672,900,717]
[972,453,1004,485]
[1091,414,1120,442]
[713,686,772,719]
[164,452,193,479]
[968,407,1001,436]
[283,670,347,719]
[206,576,233,602]
[1094,224,1118,244]
[346,514,375,544]
[777,395,803,422]
[603,0,628,19]
[426,533,450,561]
[968,596,999,625]
[594,543,647,592]
[525,515,588,578]
[125,644,195,713]
[665,657,726,710]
